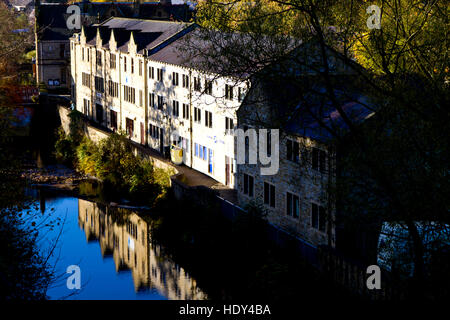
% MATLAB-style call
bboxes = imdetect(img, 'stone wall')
[57,105,177,178]
[235,82,336,248]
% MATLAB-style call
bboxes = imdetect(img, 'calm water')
[28,190,207,300]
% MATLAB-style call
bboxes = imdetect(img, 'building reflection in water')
[78,199,207,300]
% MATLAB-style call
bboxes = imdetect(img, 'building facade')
[35,1,193,92]
[70,18,247,187]
[234,46,369,248]
[71,18,376,249]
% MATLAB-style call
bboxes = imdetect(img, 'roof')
[36,2,192,41]
[83,17,193,54]
[36,3,73,41]
[243,74,377,142]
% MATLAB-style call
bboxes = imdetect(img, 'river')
[27,188,207,300]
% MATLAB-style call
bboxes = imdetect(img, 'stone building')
[235,44,375,248]
[71,18,378,250]
[70,18,248,187]
[35,0,192,92]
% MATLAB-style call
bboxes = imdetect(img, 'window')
[157,68,163,82]
[264,182,276,208]
[311,203,326,232]
[87,49,90,62]
[243,174,254,197]
[225,84,233,100]
[172,72,179,86]
[194,77,201,91]
[110,53,116,69]
[149,93,155,108]
[287,139,300,163]
[238,87,245,102]
[96,50,102,66]
[60,44,65,58]
[182,103,189,120]
[157,95,164,110]
[139,60,142,76]
[204,79,213,95]
[225,117,234,134]
[123,85,135,103]
[95,76,104,93]
[194,107,201,123]
[194,143,207,160]
[82,48,84,61]
[110,110,117,130]
[286,192,300,218]
[95,104,103,123]
[149,124,160,139]
[182,74,189,88]
[139,90,143,107]
[312,147,327,173]
[60,68,66,84]
[82,72,91,88]
[149,66,154,79]
[204,110,212,128]
[126,117,134,137]
[124,56,127,72]
[83,98,90,115]
[172,100,179,117]
[108,80,119,97]
[131,58,134,73]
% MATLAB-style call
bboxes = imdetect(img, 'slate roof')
[36,2,192,41]
[36,4,74,41]
[85,17,193,55]
[252,77,377,142]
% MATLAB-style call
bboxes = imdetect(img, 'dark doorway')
[225,156,230,186]
[110,110,117,131]
[126,118,134,138]
[159,128,164,154]
[96,104,103,124]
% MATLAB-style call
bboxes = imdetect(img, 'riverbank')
[21,164,92,191]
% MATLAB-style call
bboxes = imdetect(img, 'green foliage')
[54,128,74,165]
[71,132,171,204]
[68,110,84,145]
[23,50,36,62]
[75,136,98,176]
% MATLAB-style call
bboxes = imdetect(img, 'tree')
[0,3,34,78]
[188,0,449,299]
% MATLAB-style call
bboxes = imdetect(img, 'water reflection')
[77,199,207,300]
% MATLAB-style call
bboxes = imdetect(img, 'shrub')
[54,128,74,165]
[72,132,172,204]
[76,137,99,176]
